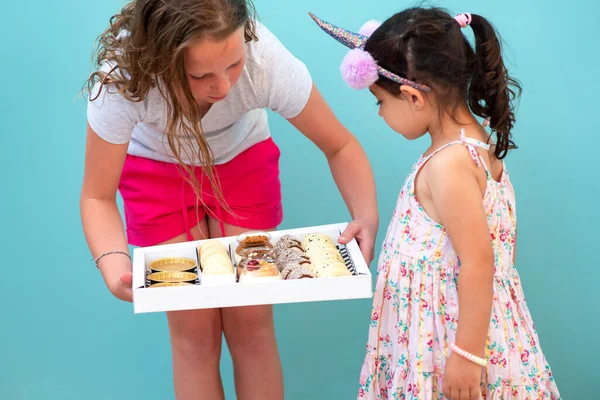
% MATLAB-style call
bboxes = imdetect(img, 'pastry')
[233,245,274,268]
[301,232,334,248]
[301,233,351,278]
[272,235,315,280]
[280,263,297,279]
[205,256,234,275]
[287,267,316,280]
[306,251,345,265]
[147,271,198,283]
[149,257,197,272]
[149,282,194,288]
[240,234,271,247]
[200,240,228,253]
[309,260,351,277]
[239,259,282,282]
[200,247,224,266]
[278,260,312,278]
[236,232,272,250]
[277,247,310,265]
[239,246,275,260]
[198,240,234,275]
[273,234,303,257]
[235,231,274,264]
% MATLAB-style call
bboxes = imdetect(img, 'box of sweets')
[132,222,373,313]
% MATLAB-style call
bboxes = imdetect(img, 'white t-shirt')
[87,22,313,165]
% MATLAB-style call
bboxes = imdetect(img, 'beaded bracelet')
[450,343,487,367]
[92,250,131,268]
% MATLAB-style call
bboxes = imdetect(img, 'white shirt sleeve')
[253,23,313,119]
[86,74,144,144]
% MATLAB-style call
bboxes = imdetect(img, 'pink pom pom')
[359,20,382,37]
[340,48,379,89]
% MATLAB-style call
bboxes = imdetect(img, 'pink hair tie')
[454,13,472,28]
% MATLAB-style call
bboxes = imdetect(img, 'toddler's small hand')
[442,353,484,400]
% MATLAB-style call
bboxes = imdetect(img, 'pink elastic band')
[454,13,472,28]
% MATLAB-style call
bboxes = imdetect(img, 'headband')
[308,12,431,92]
[309,12,474,92]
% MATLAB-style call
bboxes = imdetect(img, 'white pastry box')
[132,223,373,313]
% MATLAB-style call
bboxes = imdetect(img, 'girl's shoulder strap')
[419,129,491,171]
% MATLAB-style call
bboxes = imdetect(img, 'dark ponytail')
[468,14,522,159]
[364,8,522,160]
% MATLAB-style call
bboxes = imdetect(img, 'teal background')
[2,0,597,399]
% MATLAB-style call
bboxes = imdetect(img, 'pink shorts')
[118,138,283,247]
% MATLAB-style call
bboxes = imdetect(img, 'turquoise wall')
[2,0,597,398]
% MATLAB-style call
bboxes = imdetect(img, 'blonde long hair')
[85,0,258,216]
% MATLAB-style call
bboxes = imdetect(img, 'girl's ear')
[399,85,426,111]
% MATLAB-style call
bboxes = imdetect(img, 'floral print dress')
[358,131,561,399]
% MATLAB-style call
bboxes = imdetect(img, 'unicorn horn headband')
[308,12,431,92]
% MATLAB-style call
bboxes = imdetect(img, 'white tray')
[132,223,373,313]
